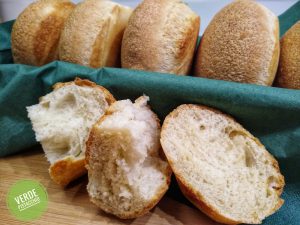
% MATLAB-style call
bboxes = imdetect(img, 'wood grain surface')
[0,147,219,225]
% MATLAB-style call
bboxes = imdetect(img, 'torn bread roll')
[27,78,115,186]
[11,0,75,66]
[121,0,200,75]
[194,0,279,86]
[275,21,300,89]
[59,0,132,68]
[86,96,172,219]
[161,104,284,224]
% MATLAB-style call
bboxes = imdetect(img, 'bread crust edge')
[160,104,285,224]
[275,21,300,89]
[49,156,86,187]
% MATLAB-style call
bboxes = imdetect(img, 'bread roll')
[194,0,279,86]
[27,78,115,186]
[161,104,284,224]
[59,0,132,68]
[275,21,300,89]
[86,96,172,219]
[121,0,200,75]
[11,0,75,66]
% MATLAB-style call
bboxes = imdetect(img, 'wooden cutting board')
[0,147,218,225]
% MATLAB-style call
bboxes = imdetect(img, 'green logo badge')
[6,180,48,221]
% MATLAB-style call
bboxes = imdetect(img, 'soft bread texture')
[161,105,284,224]
[27,78,115,186]
[59,0,132,68]
[11,0,75,66]
[121,0,200,75]
[194,0,279,86]
[86,96,172,219]
[275,21,300,89]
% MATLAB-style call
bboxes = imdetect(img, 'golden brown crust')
[176,176,239,225]
[85,99,172,219]
[121,0,200,75]
[194,0,279,86]
[85,114,109,166]
[174,16,200,75]
[49,156,86,187]
[89,18,110,68]
[267,20,280,86]
[275,21,300,89]
[53,77,116,105]
[58,0,132,68]
[11,0,75,66]
[161,104,285,224]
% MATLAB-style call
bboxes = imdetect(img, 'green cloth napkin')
[0,2,300,225]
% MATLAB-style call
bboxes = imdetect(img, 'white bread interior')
[161,105,284,224]
[27,78,114,186]
[86,96,171,219]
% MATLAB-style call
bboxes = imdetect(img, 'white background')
[0,0,297,35]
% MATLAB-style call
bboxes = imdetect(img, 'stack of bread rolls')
[11,0,200,72]
[11,0,299,89]
[11,0,132,68]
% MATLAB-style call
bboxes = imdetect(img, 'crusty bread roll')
[194,0,279,86]
[86,96,172,219]
[161,104,284,224]
[275,21,300,89]
[11,0,75,66]
[27,78,115,186]
[121,0,200,75]
[59,0,132,68]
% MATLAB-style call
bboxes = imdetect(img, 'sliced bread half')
[86,96,172,219]
[27,78,115,186]
[160,104,284,224]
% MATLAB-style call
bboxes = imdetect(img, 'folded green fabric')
[0,2,300,225]
[0,20,13,64]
